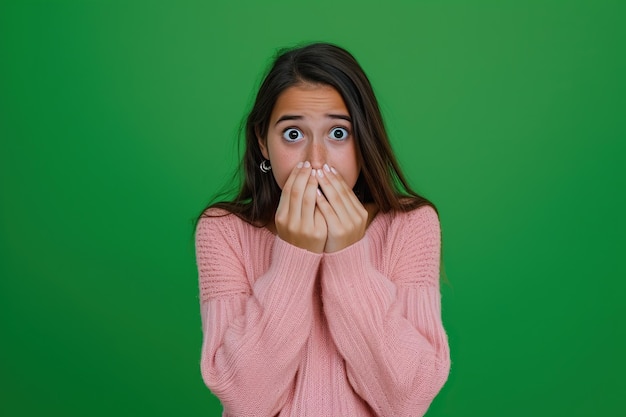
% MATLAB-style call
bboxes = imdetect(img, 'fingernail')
[323,163,330,172]
[303,161,311,168]
[331,166,337,174]
[297,162,303,168]
[317,188,322,196]
[311,169,316,176]
[317,169,324,177]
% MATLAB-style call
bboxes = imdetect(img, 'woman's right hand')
[275,161,327,253]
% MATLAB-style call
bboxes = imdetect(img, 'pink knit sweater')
[196,205,450,417]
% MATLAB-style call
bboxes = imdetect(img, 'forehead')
[270,83,349,121]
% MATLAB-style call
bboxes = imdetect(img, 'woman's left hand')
[315,164,369,253]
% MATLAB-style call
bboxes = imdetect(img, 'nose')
[307,140,326,169]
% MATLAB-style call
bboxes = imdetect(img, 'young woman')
[195,42,450,416]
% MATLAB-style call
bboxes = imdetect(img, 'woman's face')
[258,83,360,189]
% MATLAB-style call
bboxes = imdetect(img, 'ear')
[256,126,269,160]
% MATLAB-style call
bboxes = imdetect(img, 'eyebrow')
[275,114,352,126]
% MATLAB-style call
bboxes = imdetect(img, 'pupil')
[334,130,342,138]
[289,130,298,139]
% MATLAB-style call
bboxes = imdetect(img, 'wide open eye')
[282,128,303,142]
[330,127,349,140]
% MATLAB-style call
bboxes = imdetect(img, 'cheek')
[270,159,298,190]
[327,158,359,189]
[338,165,360,189]
[272,169,289,190]
[331,149,360,188]
[266,143,295,189]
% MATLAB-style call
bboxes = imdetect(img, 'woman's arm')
[320,206,450,417]
[196,214,321,416]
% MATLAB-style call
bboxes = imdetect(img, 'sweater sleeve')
[320,205,450,417]
[196,213,322,416]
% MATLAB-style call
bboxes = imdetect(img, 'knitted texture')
[195,206,450,417]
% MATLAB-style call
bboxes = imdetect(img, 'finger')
[315,188,341,228]
[275,162,302,222]
[328,165,366,215]
[314,205,328,237]
[288,162,313,224]
[316,165,353,222]
[300,169,319,229]
[319,165,369,234]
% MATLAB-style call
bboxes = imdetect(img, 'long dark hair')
[197,42,435,226]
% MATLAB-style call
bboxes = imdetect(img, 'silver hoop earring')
[260,159,272,173]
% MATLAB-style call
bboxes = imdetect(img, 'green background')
[1,1,624,416]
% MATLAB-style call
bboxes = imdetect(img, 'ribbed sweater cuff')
[322,237,396,312]
[253,237,322,310]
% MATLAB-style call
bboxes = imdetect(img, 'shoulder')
[398,205,441,252]
[386,205,441,253]
[382,204,440,233]
[368,205,440,253]
[195,207,242,244]
[404,204,439,227]
[199,206,235,219]
[195,208,254,301]
[196,207,236,228]
[366,205,441,283]
[195,207,271,250]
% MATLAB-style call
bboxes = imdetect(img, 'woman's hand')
[275,161,328,254]
[315,164,369,253]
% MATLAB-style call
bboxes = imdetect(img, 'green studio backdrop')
[1,1,624,416]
